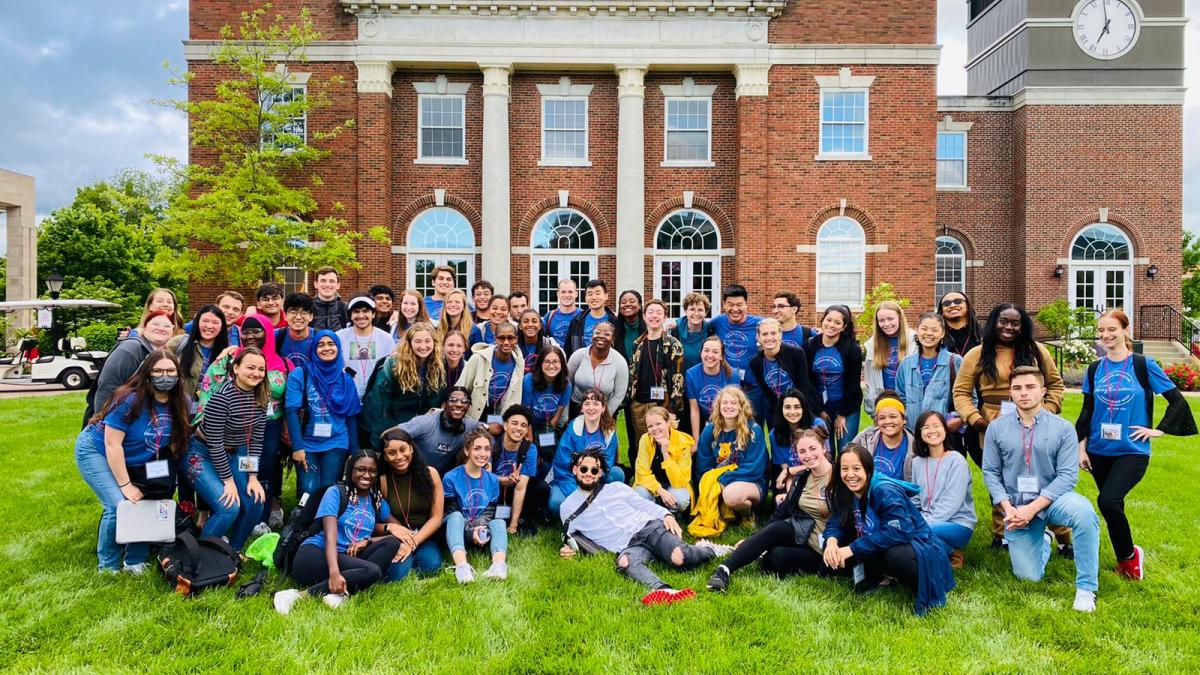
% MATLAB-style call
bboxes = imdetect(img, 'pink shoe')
[640,588,696,606]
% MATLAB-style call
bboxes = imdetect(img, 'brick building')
[185,0,1186,328]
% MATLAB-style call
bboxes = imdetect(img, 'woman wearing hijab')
[286,330,363,498]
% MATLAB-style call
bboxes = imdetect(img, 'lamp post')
[45,271,64,300]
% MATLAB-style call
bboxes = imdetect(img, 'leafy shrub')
[1164,363,1199,392]
[1060,339,1098,369]
[855,284,911,345]
[78,323,119,354]
[1036,299,1097,339]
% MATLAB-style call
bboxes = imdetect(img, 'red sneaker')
[1117,545,1144,581]
[640,588,696,606]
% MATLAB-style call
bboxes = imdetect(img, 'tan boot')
[949,550,965,570]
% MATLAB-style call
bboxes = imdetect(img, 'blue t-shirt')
[918,355,938,388]
[781,325,814,349]
[470,323,497,348]
[544,307,581,347]
[424,297,445,322]
[771,418,829,466]
[1082,355,1175,457]
[488,354,517,411]
[443,465,501,519]
[552,422,618,489]
[277,329,316,369]
[581,312,606,348]
[685,364,737,421]
[763,355,794,398]
[874,435,908,481]
[285,368,349,452]
[522,373,572,432]
[87,394,172,466]
[303,487,391,553]
[882,335,900,391]
[812,345,845,403]
[710,314,762,376]
[492,441,539,479]
[519,341,539,369]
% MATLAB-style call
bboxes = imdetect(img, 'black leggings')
[724,520,825,577]
[1088,452,1150,560]
[291,537,401,596]
[849,544,920,595]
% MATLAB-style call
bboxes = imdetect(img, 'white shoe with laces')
[273,589,304,615]
[323,592,349,609]
[483,562,508,580]
[454,563,476,584]
[1073,589,1097,613]
[122,563,148,576]
[695,539,735,557]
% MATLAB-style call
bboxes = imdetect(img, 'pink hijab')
[236,315,291,374]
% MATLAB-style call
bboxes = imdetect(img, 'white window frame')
[814,68,875,161]
[660,78,717,168]
[531,256,596,316]
[530,209,599,315]
[652,210,723,318]
[405,207,477,296]
[936,131,968,189]
[815,216,866,309]
[1068,224,1134,314]
[416,93,468,165]
[539,96,590,166]
[934,235,967,300]
[276,266,308,295]
[260,84,307,151]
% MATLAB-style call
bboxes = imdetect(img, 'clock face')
[1073,0,1140,60]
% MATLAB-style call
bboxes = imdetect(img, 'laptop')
[115,499,177,544]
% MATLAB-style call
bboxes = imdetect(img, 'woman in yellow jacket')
[633,406,694,515]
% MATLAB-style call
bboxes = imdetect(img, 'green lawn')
[2,394,1199,673]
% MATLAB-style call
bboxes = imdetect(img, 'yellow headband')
[876,398,906,416]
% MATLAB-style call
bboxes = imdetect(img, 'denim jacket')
[895,348,964,432]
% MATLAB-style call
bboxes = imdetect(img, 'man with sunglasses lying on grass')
[558,448,732,606]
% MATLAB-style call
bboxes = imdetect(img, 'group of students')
[74,269,1195,615]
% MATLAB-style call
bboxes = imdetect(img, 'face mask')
[152,375,179,392]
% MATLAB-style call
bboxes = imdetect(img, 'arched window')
[1069,224,1133,313]
[816,217,865,307]
[407,208,475,296]
[934,235,966,300]
[531,209,597,315]
[653,210,721,318]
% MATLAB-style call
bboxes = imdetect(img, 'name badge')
[238,456,260,473]
[157,500,171,521]
[144,460,170,480]
[494,505,513,521]
[852,564,865,585]
[735,368,746,381]
[999,401,1017,418]
[649,386,666,401]
[487,415,504,426]
[1100,423,1123,441]
[1017,474,1038,494]
[538,431,557,447]
[313,422,333,438]
[265,401,278,417]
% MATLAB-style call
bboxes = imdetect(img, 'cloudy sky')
[0,0,1196,255]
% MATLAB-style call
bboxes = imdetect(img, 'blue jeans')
[547,466,625,518]
[929,522,974,552]
[445,512,507,556]
[181,438,264,551]
[1005,491,1100,592]
[832,409,861,453]
[297,449,347,500]
[74,433,149,571]
[634,486,691,514]
[257,417,284,523]
[386,539,444,581]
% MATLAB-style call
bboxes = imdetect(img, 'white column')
[615,65,648,297]
[480,63,513,293]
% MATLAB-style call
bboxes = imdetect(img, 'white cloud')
[937,0,969,95]
[155,1,186,19]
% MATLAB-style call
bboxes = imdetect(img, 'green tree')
[1183,230,1200,317]
[855,283,911,345]
[153,4,384,288]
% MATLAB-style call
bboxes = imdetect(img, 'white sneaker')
[454,563,476,584]
[1072,589,1097,613]
[273,589,304,615]
[323,592,349,609]
[695,539,735,557]
[483,562,508,580]
[122,563,149,576]
[251,522,272,538]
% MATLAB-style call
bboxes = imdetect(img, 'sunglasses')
[577,465,602,476]
[446,397,470,404]
[941,298,966,307]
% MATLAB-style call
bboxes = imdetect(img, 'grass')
[2,393,1199,673]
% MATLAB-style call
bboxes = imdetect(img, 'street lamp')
[45,271,64,300]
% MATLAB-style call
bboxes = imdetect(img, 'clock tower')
[959,0,1187,319]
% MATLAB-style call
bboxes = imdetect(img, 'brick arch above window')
[392,193,482,245]
[1060,215,1143,261]
[515,194,613,247]
[938,226,978,262]
[645,196,734,248]
[803,202,878,242]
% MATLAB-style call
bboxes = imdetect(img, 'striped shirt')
[199,381,266,480]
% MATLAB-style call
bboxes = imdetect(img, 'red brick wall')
[189,0,356,41]
[769,0,935,45]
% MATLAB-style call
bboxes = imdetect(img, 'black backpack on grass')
[274,484,350,576]
[158,531,239,597]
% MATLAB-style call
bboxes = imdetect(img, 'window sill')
[814,153,872,162]
[660,160,715,168]
[937,185,971,192]
[538,159,592,167]
[414,157,468,166]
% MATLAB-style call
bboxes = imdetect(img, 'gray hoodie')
[912,452,977,530]
[391,410,483,476]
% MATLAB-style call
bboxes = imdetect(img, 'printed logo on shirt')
[436,442,453,457]
[764,361,793,397]
[286,353,311,368]
[722,330,753,366]
[534,392,561,422]
[698,384,723,417]
[306,380,331,415]
[717,441,732,463]
[489,368,512,407]
[1096,368,1137,408]
[350,339,378,362]
[813,353,843,389]
[464,486,490,514]
[143,409,171,453]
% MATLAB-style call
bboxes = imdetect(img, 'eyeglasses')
[940,298,965,307]
[446,397,470,405]
[286,309,313,317]
[495,335,517,342]
[151,368,179,377]
[352,466,378,476]
[577,465,601,475]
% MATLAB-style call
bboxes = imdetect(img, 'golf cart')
[0,299,123,390]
